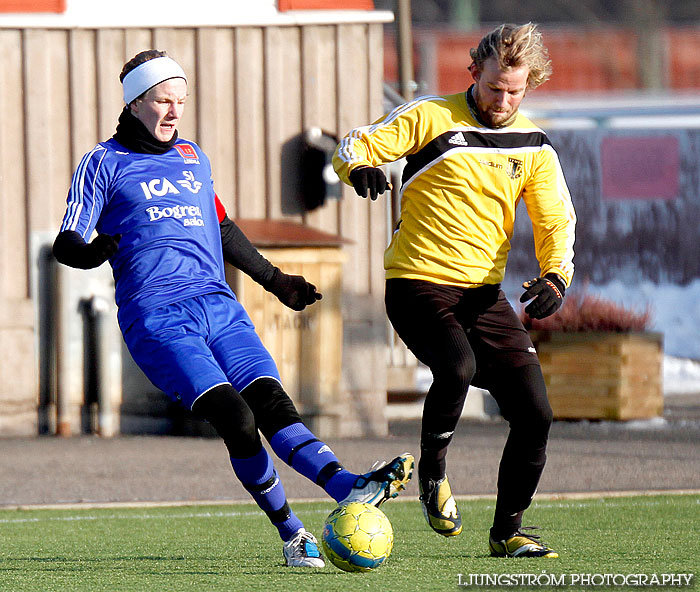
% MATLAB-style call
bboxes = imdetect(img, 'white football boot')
[282,528,325,567]
[339,453,414,507]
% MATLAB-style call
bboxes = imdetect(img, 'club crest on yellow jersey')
[507,157,523,180]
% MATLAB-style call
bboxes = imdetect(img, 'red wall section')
[385,27,700,95]
[0,0,65,12]
[667,28,700,89]
[278,0,374,9]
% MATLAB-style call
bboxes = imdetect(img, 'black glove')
[266,268,322,311]
[349,166,388,201]
[85,234,122,267]
[53,230,121,269]
[520,273,566,320]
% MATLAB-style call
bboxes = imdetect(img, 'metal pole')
[628,0,667,90]
[40,246,58,435]
[396,0,415,100]
[92,296,115,437]
[80,295,115,437]
[55,262,72,437]
[451,0,479,30]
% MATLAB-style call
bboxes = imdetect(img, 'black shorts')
[385,278,539,384]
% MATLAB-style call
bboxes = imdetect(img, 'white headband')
[122,56,187,105]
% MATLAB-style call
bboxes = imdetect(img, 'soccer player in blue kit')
[52,50,413,568]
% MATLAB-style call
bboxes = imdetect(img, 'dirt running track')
[1,406,698,508]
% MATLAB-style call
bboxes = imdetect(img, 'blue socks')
[269,422,358,502]
[229,445,303,541]
[231,422,363,542]
[324,466,359,502]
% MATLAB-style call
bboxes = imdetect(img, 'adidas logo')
[448,132,469,146]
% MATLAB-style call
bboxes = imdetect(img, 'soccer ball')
[321,502,394,572]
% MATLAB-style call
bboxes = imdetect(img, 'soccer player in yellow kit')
[334,23,575,557]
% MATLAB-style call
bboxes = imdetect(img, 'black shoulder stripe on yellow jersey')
[402,129,551,185]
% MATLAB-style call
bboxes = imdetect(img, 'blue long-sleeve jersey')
[59,138,233,332]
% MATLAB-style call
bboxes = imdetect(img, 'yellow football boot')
[489,527,559,558]
[419,475,463,536]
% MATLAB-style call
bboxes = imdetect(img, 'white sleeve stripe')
[337,127,371,164]
[63,146,99,231]
[367,95,445,133]
[548,145,576,279]
[337,95,446,165]
[61,145,107,236]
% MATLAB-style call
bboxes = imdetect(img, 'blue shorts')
[122,292,280,409]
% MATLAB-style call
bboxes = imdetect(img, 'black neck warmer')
[112,107,178,154]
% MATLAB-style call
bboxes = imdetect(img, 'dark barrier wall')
[508,128,700,286]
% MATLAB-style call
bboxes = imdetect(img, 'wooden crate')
[530,331,664,420]
[227,220,348,437]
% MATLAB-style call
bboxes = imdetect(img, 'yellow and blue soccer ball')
[321,502,394,572]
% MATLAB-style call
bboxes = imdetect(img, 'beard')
[478,102,517,128]
[472,88,519,128]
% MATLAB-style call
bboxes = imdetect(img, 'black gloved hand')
[53,230,121,269]
[520,273,566,320]
[84,233,122,268]
[349,166,388,200]
[266,268,323,311]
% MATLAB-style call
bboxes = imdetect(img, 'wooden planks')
[336,23,371,295]
[196,27,236,207]
[24,29,72,232]
[301,24,339,234]
[231,246,346,436]
[532,331,664,420]
[234,27,266,219]
[264,25,303,221]
[0,29,28,298]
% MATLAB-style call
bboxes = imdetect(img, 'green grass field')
[0,494,697,592]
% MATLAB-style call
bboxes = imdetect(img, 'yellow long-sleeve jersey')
[333,92,576,288]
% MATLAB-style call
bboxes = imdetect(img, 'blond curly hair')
[470,23,552,89]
